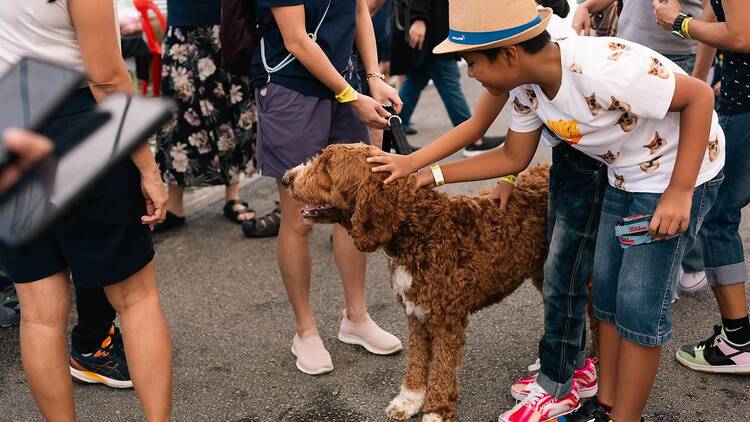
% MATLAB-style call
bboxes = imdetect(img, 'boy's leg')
[611,341,661,422]
[104,261,172,422]
[537,145,606,397]
[397,66,430,127]
[609,176,720,420]
[14,272,75,422]
[426,56,472,127]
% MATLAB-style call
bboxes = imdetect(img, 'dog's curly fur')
[284,144,551,421]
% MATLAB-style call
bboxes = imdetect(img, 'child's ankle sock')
[722,315,750,346]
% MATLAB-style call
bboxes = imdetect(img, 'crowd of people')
[0,0,748,421]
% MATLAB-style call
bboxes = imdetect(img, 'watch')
[672,12,691,40]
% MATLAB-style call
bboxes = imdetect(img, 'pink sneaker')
[499,382,580,422]
[511,358,598,401]
[291,334,333,375]
[338,310,403,355]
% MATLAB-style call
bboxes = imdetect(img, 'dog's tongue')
[301,203,334,217]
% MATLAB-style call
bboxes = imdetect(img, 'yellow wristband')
[681,17,693,40]
[335,84,358,103]
[499,175,518,186]
[430,163,445,187]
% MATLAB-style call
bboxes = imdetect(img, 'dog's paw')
[386,386,425,420]
[422,413,447,422]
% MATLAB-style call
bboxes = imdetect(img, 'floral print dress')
[156,25,256,187]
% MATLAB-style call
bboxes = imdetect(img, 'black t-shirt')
[711,0,750,115]
[250,0,358,99]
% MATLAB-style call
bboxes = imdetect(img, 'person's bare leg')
[277,181,317,336]
[332,224,368,323]
[369,129,384,149]
[225,182,255,221]
[104,261,172,422]
[165,185,185,217]
[597,321,620,409]
[610,340,661,422]
[712,283,749,320]
[15,272,74,422]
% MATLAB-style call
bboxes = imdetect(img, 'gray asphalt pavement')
[1,69,749,422]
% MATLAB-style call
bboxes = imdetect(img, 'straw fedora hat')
[433,0,552,55]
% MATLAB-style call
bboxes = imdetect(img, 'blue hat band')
[448,16,542,46]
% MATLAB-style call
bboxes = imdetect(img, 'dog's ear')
[349,178,405,252]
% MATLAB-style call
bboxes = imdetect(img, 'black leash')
[382,105,413,155]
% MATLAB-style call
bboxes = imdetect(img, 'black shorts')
[0,89,154,288]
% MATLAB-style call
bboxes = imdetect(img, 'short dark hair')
[476,30,551,61]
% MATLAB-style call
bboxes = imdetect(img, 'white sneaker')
[679,270,708,293]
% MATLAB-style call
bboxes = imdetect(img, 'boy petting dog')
[368,1,725,421]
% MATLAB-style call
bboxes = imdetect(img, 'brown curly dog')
[283,144,549,422]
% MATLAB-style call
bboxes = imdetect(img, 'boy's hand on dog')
[483,180,515,210]
[649,186,692,240]
[414,167,436,190]
[367,149,416,185]
[352,94,392,129]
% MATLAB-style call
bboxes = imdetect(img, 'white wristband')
[430,163,445,187]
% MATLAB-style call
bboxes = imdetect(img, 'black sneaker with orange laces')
[69,325,132,388]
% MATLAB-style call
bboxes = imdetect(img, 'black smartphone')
[0,57,85,171]
[0,94,174,247]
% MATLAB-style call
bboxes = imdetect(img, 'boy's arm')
[650,73,715,239]
[572,0,617,36]
[434,128,542,185]
[368,90,508,184]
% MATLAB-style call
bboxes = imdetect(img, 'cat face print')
[608,96,631,113]
[614,172,625,189]
[525,88,539,109]
[708,137,720,162]
[648,57,669,79]
[569,63,583,74]
[643,132,667,155]
[585,92,602,116]
[606,42,630,61]
[597,150,619,164]
[513,97,532,115]
[617,112,638,132]
[639,155,662,174]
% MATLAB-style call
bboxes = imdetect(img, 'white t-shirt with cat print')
[510,36,725,193]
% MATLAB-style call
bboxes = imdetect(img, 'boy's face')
[462,49,523,96]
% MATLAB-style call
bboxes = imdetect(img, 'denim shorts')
[592,172,723,346]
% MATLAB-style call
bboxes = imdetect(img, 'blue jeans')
[682,112,750,286]
[537,143,607,399]
[398,56,471,127]
[664,53,696,75]
[594,173,723,346]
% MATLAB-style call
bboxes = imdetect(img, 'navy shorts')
[255,83,371,181]
[0,89,154,287]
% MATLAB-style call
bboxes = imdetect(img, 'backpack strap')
[260,0,333,75]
